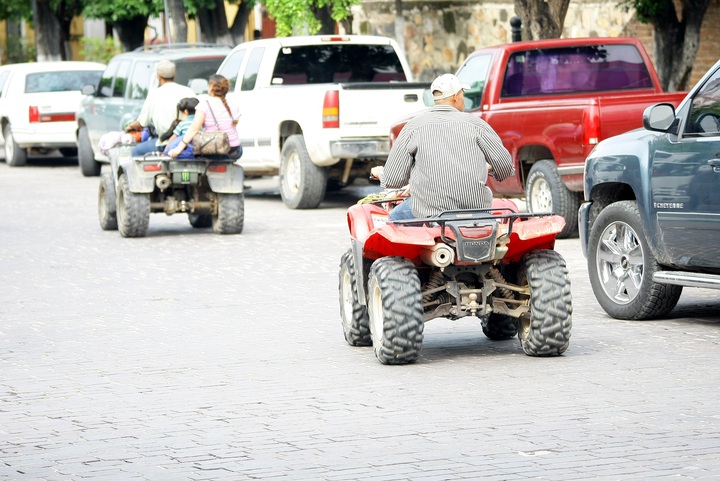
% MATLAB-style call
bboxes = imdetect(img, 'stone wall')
[352,0,720,88]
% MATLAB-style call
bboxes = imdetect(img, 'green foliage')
[80,36,121,63]
[0,0,33,22]
[5,35,36,63]
[264,0,360,37]
[83,0,164,22]
[620,0,664,23]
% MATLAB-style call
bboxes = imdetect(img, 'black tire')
[587,201,682,320]
[78,124,100,177]
[98,173,118,231]
[279,134,327,209]
[188,213,212,228]
[339,249,371,346]
[212,193,244,234]
[117,173,150,238]
[526,160,579,238]
[3,125,27,167]
[367,256,424,365]
[482,314,518,340]
[517,250,572,356]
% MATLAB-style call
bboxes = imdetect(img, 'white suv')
[0,61,105,167]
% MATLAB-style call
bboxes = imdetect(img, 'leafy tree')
[622,0,711,91]
[263,0,360,37]
[83,0,164,51]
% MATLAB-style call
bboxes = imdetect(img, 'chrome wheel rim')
[596,220,644,304]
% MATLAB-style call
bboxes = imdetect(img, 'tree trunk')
[32,0,64,61]
[113,15,150,51]
[165,0,188,44]
[229,0,252,45]
[513,0,569,40]
[394,0,404,52]
[649,0,710,91]
[311,5,335,34]
[196,0,234,46]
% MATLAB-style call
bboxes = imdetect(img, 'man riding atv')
[370,73,515,220]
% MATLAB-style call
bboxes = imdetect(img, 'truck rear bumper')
[330,139,390,160]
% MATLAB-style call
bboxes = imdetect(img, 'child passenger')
[163,97,200,158]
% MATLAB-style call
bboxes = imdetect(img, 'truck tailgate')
[338,82,430,137]
[596,91,687,139]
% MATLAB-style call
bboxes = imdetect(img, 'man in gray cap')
[371,73,514,221]
[125,60,196,156]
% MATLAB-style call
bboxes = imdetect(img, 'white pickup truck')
[216,35,430,209]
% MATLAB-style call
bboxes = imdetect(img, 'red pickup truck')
[390,37,686,237]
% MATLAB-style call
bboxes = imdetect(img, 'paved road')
[2,157,720,481]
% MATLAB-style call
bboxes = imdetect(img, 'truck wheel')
[117,173,150,238]
[212,193,244,234]
[587,201,682,320]
[482,314,517,340]
[280,134,328,209]
[188,213,212,228]
[98,173,118,231]
[3,125,27,167]
[339,249,371,346]
[526,160,579,238]
[367,256,424,364]
[78,124,100,177]
[517,250,572,356]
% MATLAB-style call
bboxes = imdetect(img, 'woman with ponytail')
[167,74,242,160]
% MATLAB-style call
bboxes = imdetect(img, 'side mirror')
[643,103,676,132]
[188,78,209,95]
[81,84,96,96]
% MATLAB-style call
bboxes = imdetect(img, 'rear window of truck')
[271,44,407,85]
[501,44,654,97]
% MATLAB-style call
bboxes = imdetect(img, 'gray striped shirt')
[382,105,514,218]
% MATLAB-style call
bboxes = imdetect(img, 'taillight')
[143,164,162,172]
[583,99,600,147]
[208,164,227,173]
[323,91,339,128]
[29,106,39,123]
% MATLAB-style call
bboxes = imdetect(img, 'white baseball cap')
[431,73,470,100]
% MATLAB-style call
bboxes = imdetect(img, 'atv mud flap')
[207,163,244,193]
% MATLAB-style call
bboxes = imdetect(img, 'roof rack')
[132,42,230,52]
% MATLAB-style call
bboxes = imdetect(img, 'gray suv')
[77,43,230,176]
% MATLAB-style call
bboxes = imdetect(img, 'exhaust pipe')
[155,174,171,190]
[421,243,455,267]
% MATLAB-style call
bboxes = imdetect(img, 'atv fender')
[207,163,244,193]
[121,160,156,193]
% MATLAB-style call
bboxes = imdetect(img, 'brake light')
[143,164,162,172]
[583,99,600,146]
[323,91,339,128]
[208,164,227,173]
[29,106,39,123]
[321,36,350,42]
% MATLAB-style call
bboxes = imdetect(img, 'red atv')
[339,195,572,364]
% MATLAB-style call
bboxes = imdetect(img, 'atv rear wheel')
[339,249,371,346]
[517,250,572,356]
[117,173,150,238]
[367,256,424,365]
[212,193,244,234]
[98,173,118,231]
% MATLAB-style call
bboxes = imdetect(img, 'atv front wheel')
[212,193,244,234]
[517,250,572,356]
[482,314,518,340]
[339,249,371,346]
[117,173,150,238]
[587,201,681,319]
[188,213,212,228]
[367,256,424,364]
[98,173,118,231]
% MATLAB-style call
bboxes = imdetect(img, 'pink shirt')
[198,97,240,148]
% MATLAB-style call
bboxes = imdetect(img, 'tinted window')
[98,60,119,97]
[686,68,720,136]
[128,61,154,100]
[502,44,654,97]
[25,70,103,93]
[217,49,246,91]
[175,57,226,89]
[113,60,131,97]
[241,48,264,91]
[272,44,406,85]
